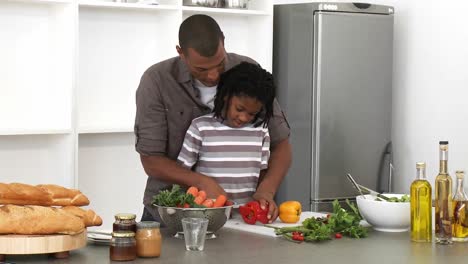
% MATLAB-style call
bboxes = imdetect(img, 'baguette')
[0,183,90,206]
[0,205,85,235]
[61,206,103,227]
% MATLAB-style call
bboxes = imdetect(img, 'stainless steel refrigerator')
[273,3,394,211]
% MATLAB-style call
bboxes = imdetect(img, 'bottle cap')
[456,170,465,179]
[416,162,426,168]
[115,213,136,220]
[439,141,449,145]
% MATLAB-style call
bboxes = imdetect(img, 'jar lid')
[137,221,160,229]
[115,213,136,220]
[112,231,135,238]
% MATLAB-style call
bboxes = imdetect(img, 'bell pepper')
[279,201,302,223]
[239,201,269,225]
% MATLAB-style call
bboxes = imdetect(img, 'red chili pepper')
[292,232,305,241]
[335,233,342,239]
[239,201,269,225]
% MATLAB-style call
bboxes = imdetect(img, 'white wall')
[275,0,468,193]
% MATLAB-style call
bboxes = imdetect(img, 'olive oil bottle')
[410,162,432,242]
[435,141,453,244]
[452,170,468,242]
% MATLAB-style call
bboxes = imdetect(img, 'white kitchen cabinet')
[0,0,272,230]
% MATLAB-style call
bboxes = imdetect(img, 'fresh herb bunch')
[328,199,368,238]
[152,184,201,207]
[270,199,368,242]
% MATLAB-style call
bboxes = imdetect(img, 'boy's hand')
[198,176,226,199]
[253,192,278,223]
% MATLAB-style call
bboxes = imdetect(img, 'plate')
[87,230,111,245]
[87,237,110,245]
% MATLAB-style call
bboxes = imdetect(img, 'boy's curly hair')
[213,62,276,127]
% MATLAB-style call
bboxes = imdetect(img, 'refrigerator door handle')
[389,162,394,193]
[377,141,393,193]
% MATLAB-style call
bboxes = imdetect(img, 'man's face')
[225,95,263,128]
[178,40,226,87]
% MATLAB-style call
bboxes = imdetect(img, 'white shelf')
[79,1,178,11]
[0,129,72,136]
[182,6,269,16]
[79,127,133,134]
[4,0,72,4]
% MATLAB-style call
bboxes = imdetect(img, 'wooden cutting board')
[0,231,87,255]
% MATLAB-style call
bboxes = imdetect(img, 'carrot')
[186,186,199,197]
[194,191,207,205]
[213,195,228,208]
[202,199,214,208]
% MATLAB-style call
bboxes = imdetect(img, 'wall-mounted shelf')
[0,129,72,136]
[78,0,178,11]
[5,0,72,4]
[78,127,133,134]
[182,6,269,16]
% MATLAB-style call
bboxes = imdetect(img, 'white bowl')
[356,194,410,232]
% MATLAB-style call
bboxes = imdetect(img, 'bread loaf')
[61,206,103,227]
[0,183,90,206]
[0,205,85,235]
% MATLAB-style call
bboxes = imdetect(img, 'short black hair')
[178,14,224,57]
[213,62,276,128]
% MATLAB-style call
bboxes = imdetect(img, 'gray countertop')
[3,228,468,264]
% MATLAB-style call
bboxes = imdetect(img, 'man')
[134,14,291,223]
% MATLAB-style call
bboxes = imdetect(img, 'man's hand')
[198,176,227,199]
[253,191,278,223]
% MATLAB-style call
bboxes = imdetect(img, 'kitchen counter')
[4,228,468,263]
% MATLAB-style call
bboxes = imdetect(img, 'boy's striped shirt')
[177,114,270,205]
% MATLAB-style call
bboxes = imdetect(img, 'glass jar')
[109,231,137,261]
[113,213,137,232]
[136,221,162,257]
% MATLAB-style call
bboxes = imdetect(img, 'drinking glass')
[181,218,209,251]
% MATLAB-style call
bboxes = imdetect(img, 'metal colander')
[155,205,233,238]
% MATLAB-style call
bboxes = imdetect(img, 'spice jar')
[136,221,162,257]
[109,231,137,261]
[113,213,137,232]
